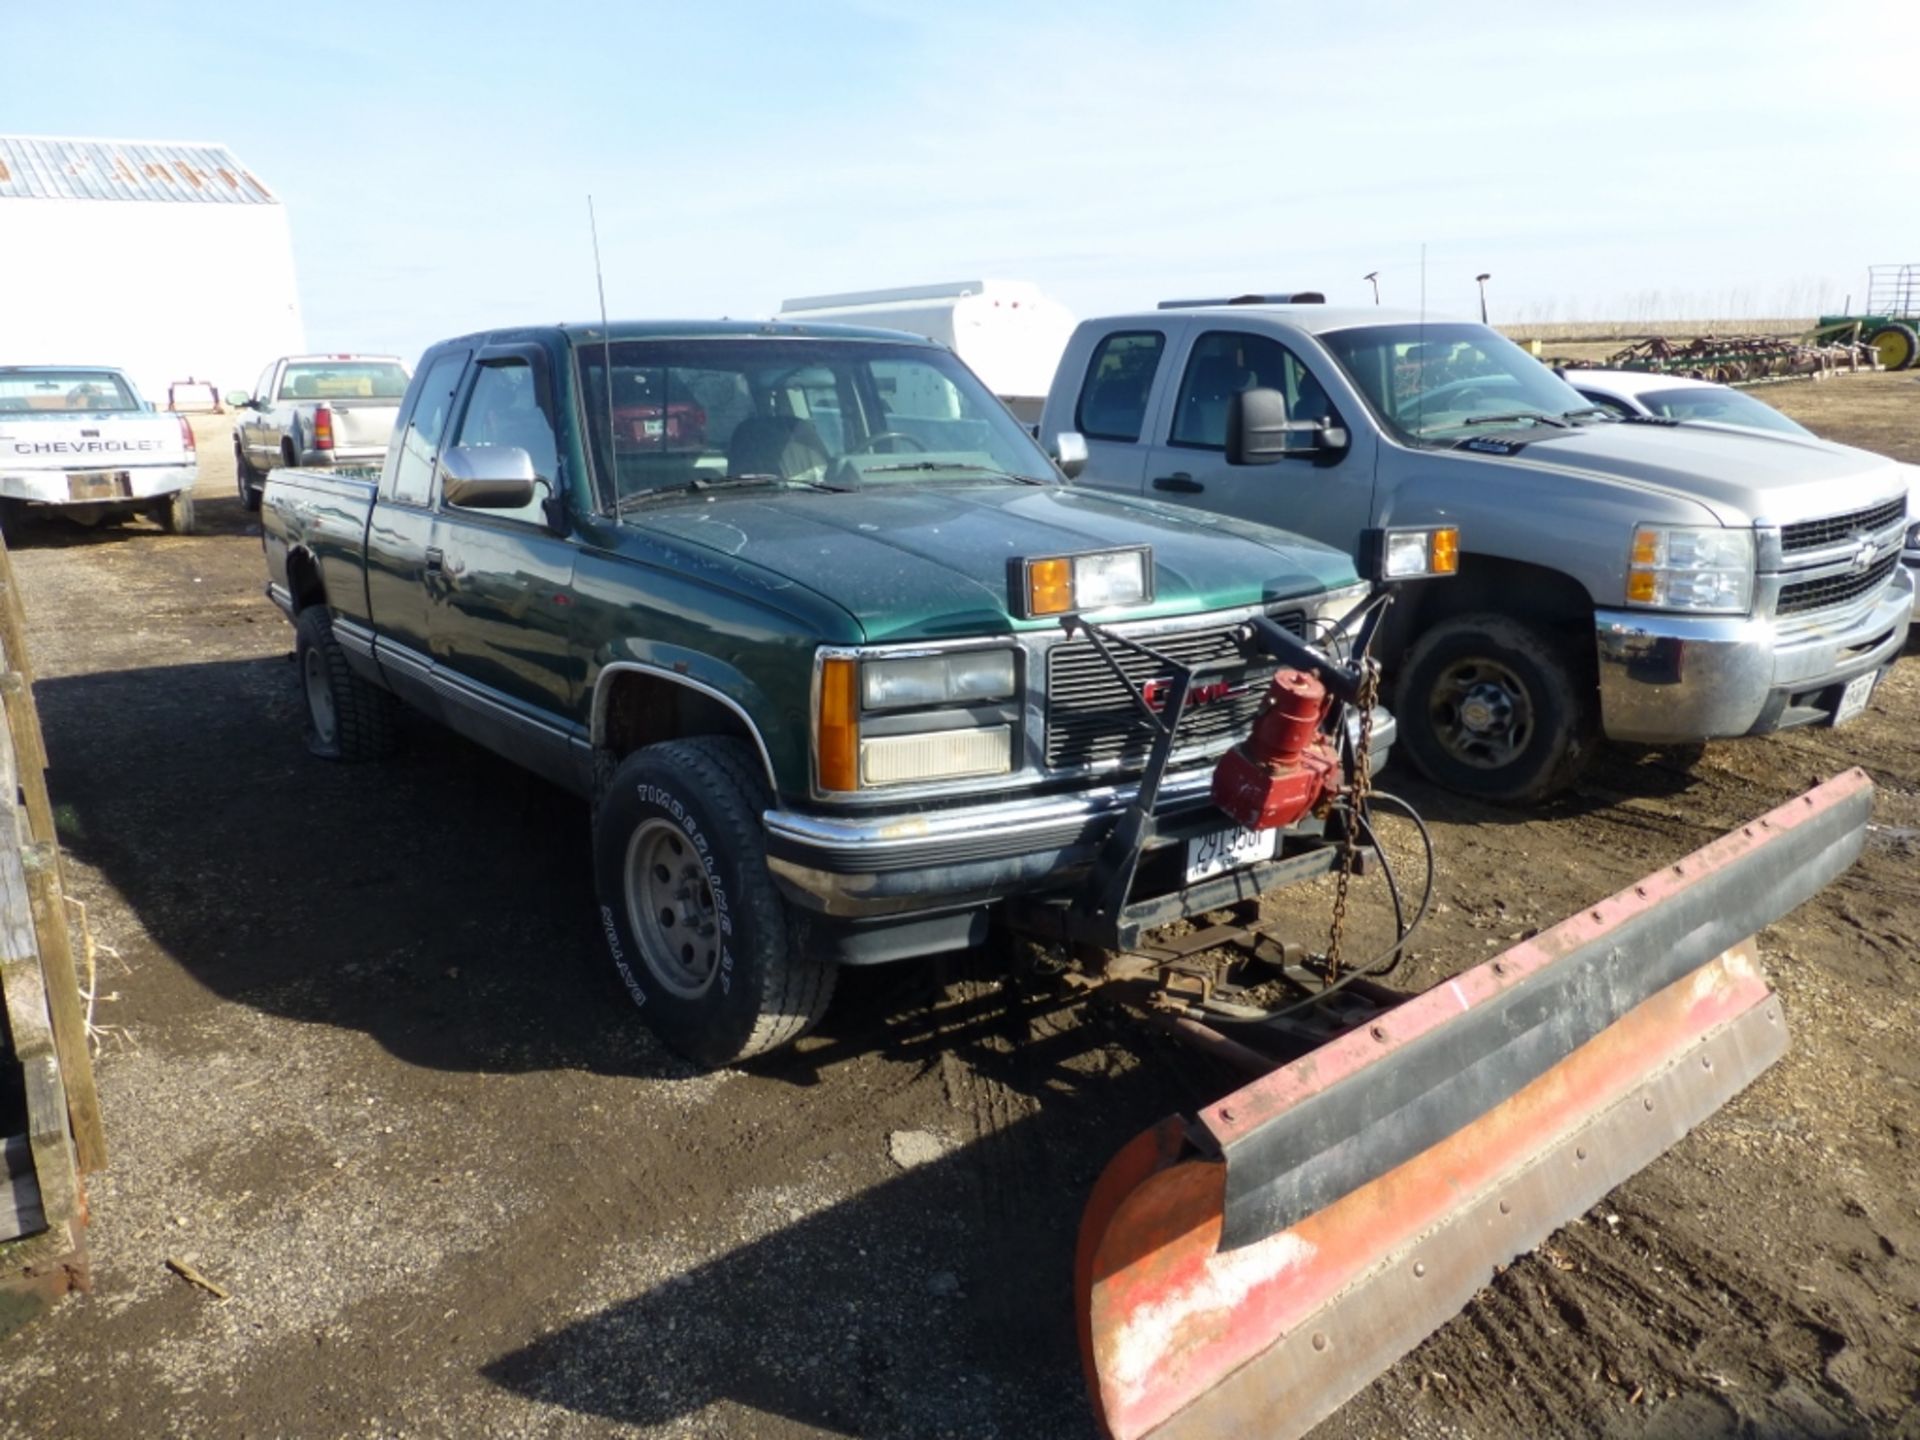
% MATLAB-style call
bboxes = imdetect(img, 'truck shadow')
[35,654,1124,1092]
[6,493,259,548]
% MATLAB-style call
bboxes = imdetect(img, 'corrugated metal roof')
[0,136,277,204]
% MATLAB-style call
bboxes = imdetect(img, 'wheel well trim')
[589,660,778,789]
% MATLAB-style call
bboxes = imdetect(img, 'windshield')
[576,338,1054,510]
[1640,386,1811,436]
[278,361,410,402]
[0,369,139,413]
[1319,322,1592,443]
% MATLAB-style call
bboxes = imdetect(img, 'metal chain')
[1324,658,1379,983]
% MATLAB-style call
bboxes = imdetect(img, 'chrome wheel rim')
[303,646,337,746]
[623,818,721,999]
[1428,657,1533,769]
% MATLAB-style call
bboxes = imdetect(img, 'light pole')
[1363,271,1380,305]
[1475,273,1491,324]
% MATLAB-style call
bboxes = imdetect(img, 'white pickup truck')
[0,366,199,535]
[228,354,411,510]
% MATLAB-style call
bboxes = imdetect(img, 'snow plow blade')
[1077,769,1873,1440]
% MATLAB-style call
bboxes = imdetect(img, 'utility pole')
[1475,273,1492,324]
[1363,271,1380,305]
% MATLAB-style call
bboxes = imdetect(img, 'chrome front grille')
[1043,613,1305,771]
[1780,498,1907,554]
[1776,552,1900,616]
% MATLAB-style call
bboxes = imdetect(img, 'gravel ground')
[1,386,1917,1439]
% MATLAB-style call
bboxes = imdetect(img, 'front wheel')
[235,442,262,511]
[1395,613,1597,804]
[592,737,834,1067]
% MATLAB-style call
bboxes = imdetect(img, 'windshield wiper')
[861,461,1050,485]
[1459,411,1569,430]
[1561,406,1614,423]
[615,473,851,512]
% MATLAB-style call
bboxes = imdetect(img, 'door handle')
[1152,473,1205,494]
[424,547,444,573]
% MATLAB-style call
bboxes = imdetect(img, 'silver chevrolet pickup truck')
[228,354,411,510]
[1040,299,1913,801]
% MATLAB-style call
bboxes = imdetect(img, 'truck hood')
[634,482,1355,641]
[0,410,190,471]
[1516,423,1906,527]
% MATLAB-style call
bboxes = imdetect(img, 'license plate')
[67,470,131,500]
[643,419,664,437]
[1833,672,1875,727]
[1185,824,1278,884]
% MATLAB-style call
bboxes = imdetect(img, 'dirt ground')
[2,383,1917,1439]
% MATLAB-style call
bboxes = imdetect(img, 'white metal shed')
[0,135,305,405]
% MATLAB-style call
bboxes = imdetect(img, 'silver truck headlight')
[860,727,1012,786]
[861,651,1017,710]
[1627,524,1753,614]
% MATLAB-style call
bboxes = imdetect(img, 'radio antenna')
[588,195,617,505]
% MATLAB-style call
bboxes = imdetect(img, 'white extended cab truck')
[228,354,411,511]
[1038,298,1914,801]
[0,365,199,535]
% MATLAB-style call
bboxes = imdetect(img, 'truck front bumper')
[762,710,1395,932]
[0,463,197,507]
[1594,566,1913,742]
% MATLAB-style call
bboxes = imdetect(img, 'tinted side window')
[385,351,467,506]
[1170,330,1332,450]
[254,364,275,402]
[446,359,557,525]
[1076,331,1164,442]
[1581,391,1636,419]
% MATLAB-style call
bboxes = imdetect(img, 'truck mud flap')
[1076,769,1872,1440]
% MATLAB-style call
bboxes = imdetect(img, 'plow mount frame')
[1076,769,1874,1440]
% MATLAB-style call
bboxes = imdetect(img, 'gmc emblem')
[1140,676,1242,711]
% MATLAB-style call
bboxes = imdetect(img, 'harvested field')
[1,391,1916,1439]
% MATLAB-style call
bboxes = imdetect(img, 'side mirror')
[1227,388,1348,464]
[224,391,253,409]
[1052,431,1089,480]
[441,444,538,509]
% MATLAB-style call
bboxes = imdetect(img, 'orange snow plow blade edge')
[1077,769,1872,1440]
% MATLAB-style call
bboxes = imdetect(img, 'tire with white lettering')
[294,606,397,761]
[592,738,834,1067]
[1395,613,1596,804]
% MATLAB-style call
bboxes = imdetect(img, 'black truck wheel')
[235,442,262,511]
[1396,613,1597,804]
[1867,323,1919,372]
[592,737,834,1067]
[294,606,397,761]
[157,490,196,535]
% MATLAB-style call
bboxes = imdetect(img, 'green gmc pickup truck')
[260,321,1400,1064]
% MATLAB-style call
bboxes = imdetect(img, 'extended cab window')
[1170,331,1334,451]
[445,360,558,525]
[1076,332,1163,442]
[385,352,466,507]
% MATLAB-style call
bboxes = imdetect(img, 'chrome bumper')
[297,447,386,468]
[1595,567,1913,742]
[763,709,1395,919]
[0,463,197,505]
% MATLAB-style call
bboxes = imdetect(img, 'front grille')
[1776,552,1899,616]
[1780,498,1906,554]
[1044,613,1304,771]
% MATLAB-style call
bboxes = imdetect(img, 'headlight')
[1359,525,1460,581]
[861,651,1017,710]
[818,651,1019,791]
[1011,546,1153,618]
[1626,524,1754,613]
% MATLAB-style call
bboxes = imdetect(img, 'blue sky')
[5,0,1915,361]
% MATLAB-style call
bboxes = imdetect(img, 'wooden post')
[0,538,106,1174]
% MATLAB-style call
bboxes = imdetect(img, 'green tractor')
[1817,264,1920,370]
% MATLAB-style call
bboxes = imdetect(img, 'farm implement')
[1557,331,1877,383]
[1818,263,1920,372]
[1033,575,1873,1439]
